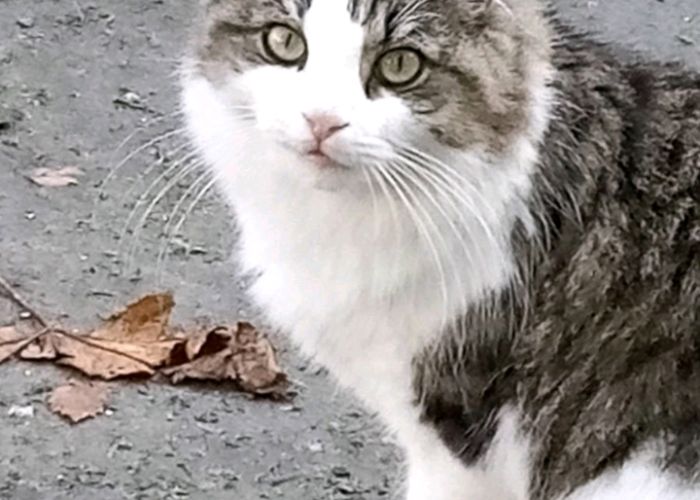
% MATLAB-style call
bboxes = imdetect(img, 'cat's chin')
[304,161,359,192]
[295,155,368,193]
[310,176,347,192]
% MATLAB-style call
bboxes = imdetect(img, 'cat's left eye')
[263,24,307,65]
[375,49,424,87]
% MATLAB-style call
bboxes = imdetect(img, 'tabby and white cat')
[181,0,700,498]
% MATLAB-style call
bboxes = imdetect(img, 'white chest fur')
[183,64,525,431]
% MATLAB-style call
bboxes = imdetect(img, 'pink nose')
[303,113,349,144]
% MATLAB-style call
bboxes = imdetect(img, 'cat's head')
[182,0,551,193]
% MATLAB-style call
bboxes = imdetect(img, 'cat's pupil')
[285,33,293,50]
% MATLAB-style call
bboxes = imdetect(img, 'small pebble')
[331,466,351,478]
[8,404,35,418]
[17,16,35,29]
[308,442,324,453]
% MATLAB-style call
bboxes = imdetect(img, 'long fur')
[181,0,700,498]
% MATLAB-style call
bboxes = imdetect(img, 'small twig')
[0,328,50,364]
[55,330,156,370]
[0,275,48,328]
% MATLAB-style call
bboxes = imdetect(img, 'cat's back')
[518,28,700,499]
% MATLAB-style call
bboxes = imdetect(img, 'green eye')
[263,24,306,65]
[375,49,424,87]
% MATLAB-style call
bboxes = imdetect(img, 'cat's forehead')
[205,0,451,36]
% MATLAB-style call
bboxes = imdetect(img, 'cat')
[180,0,700,499]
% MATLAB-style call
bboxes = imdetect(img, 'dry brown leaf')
[92,293,174,343]
[47,293,182,380]
[19,332,57,360]
[0,326,24,342]
[48,380,109,423]
[52,334,181,380]
[183,326,231,361]
[0,292,289,401]
[165,323,289,398]
[0,325,25,361]
[15,294,182,380]
[166,348,237,382]
[29,166,84,187]
[232,323,286,393]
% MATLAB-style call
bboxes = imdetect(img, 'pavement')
[0,1,698,499]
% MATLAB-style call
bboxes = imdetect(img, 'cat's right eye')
[262,24,307,66]
[374,48,425,88]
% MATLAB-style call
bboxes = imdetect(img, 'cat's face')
[184,0,550,192]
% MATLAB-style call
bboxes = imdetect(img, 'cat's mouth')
[305,148,332,166]
[303,147,346,169]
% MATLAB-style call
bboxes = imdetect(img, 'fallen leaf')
[165,323,289,398]
[49,380,109,423]
[0,325,24,360]
[19,332,57,360]
[167,348,235,382]
[183,326,231,361]
[16,294,183,380]
[52,334,165,379]
[29,166,84,187]
[0,325,24,343]
[92,293,174,343]
[232,323,287,394]
[0,291,290,402]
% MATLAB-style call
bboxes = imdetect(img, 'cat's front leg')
[405,455,486,500]
[405,455,517,500]
[403,410,529,500]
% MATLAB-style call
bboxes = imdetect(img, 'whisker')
[392,159,475,314]
[156,177,217,286]
[119,150,201,246]
[123,159,205,272]
[394,153,486,256]
[155,172,214,284]
[390,163,456,323]
[360,166,381,239]
[99,127,188,200]
[380,164,450,323]
[105,111,183,167]
[396,145,501,244]
[370,163,404,258]
[121,142,194,201]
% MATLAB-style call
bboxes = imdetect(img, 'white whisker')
[391,159,475,314]
[122,142,193,201]
[156,175,217,285]
[99,127,187,199]
[360,166,381,239]
[396,145,501,244]
[155,171,214,282]
[123,159,205,272]
[119,150,201,246]
[380,163,450,324]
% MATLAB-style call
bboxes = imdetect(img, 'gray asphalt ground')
[0,1,698,499]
